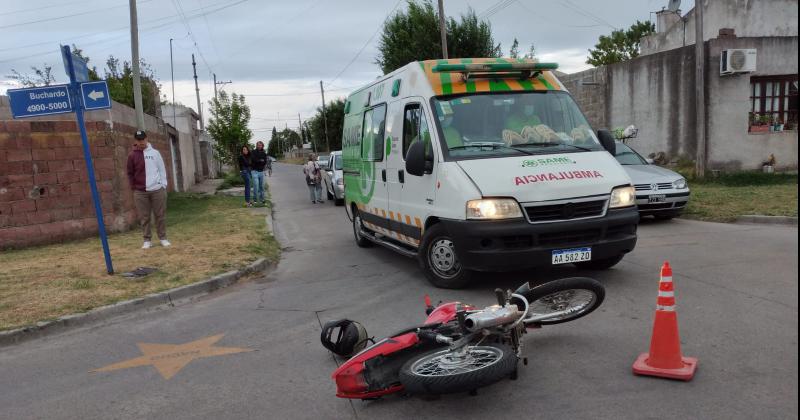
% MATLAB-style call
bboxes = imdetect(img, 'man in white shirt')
[126,130,170,249]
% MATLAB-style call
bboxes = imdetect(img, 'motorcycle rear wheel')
[399,344,517,395]
[521,277,605,325]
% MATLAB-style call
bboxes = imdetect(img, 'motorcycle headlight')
[609,186,636,208]
[673,178,687,189]
[466,198,523,220]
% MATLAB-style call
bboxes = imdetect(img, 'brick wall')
[560,67,610,130]
[0,101,173,249]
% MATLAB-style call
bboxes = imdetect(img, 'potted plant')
[764,115,775,131]
[775,118,784,132]
[750,114,770,133]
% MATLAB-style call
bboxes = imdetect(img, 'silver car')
[614,141,690,220]
[321,151,344,206]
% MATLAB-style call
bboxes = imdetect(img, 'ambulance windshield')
[431,91,603,159]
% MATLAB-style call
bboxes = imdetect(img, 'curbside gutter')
[736,215,798,226]
[0,207,278,348]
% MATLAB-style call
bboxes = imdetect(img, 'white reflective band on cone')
[660,276,673,282]
[657,305,676,311]
[658,291,675,297]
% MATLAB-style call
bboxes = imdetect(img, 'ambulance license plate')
[552,247,591,265]
[648,194,666,203]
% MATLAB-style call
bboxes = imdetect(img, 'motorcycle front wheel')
[520,277,605,325]
[399,344,517,395]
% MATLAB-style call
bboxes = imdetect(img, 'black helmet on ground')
[320,319,369,358]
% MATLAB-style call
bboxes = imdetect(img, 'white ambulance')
[342,58,638,288]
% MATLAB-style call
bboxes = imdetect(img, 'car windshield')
[430,91,603,160]
[317,156,329,165]
[614,142,648,165]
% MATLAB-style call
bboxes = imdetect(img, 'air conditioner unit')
[720,49,757,75]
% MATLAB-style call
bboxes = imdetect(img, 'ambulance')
[342,58,638,289]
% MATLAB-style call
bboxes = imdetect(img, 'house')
[561,0,798,170]
[160,104,219,191]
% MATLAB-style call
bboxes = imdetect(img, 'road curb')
[0,258,272,348]
[736,215,798,226]
[0,207,279,349]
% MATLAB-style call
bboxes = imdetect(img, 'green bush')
[216,171,246,190]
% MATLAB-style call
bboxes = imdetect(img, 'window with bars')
[749,75,798,128]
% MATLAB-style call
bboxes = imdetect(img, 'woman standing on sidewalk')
[239,145,253,207]
[251,141,268,205]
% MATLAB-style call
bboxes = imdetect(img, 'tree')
[586,21,655,66]
[524,43,536,60]
[376,0,501,74]
[307,98,346,152]
[509,38,519,59]
[207,91,253,168]
[267,126,282,158]
[7,65,56,87]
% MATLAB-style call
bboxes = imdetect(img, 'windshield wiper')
[515,142,594,152]
[449,143,533,155]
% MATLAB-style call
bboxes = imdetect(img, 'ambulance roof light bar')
[432,62,559,81]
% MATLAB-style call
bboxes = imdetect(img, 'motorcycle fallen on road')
[321,277,605,399]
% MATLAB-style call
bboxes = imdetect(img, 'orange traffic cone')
[632,261,698,381]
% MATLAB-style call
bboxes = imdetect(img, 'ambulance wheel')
[352,209,373,248]
[419,224,472,289]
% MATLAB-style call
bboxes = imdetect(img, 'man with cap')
[126,130,170,249]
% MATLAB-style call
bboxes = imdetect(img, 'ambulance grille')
[524,199,607,223]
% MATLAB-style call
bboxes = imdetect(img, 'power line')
[328,0,403,86]
[556,0,616,30]
[514,1,603,28]
[0,0,153,30]
[479,0,516,19]
[0,0,99,17]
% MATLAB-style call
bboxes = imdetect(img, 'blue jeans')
[251,170,265,202]
[307,182,322,202]
[240,170,251,203]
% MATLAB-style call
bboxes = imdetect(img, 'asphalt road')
[1,162,797,420]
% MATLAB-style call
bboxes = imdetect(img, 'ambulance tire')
[419,224,473,289]
[573,254,624,270]
[352,209,373,248]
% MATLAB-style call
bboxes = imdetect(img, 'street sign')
[80,81,111,110]
[6,84,74,118]
[62,47,89,82]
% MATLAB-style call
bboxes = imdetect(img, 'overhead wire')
[556,0,616,30]
[0,0,99,17]
[0,0,153,30]
[327,0,403,86]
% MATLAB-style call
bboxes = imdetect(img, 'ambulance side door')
[356,103,391,236]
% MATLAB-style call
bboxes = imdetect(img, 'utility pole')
[694,0,706,177]
[212,73,232,101]
[320,80,330,152]
[437,0,448,59]
[192,54,204,130]
[169,39,176,130]
[129,0,145,130]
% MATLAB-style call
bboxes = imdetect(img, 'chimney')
[656,9,681,33]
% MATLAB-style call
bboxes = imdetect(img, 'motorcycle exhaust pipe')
[463,305,523,332]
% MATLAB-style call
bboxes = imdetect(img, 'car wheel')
[352,208,372,248]
[418,224,472,289]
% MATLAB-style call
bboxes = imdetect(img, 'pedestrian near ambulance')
[126,130,170,249]
[251,141,268,205]
[303,154,323,203]
[239,145,253,207]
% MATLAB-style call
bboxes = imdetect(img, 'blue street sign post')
[6,85,74,118]
[80,81,111,110]
[8,45,115,274]
[64,45,114,274]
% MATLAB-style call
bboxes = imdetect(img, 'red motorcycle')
[321,277,605,399]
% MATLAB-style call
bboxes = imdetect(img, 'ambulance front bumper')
[438,207,639,271]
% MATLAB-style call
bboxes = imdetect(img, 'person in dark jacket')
[238,145,253,207]
[250,141,268,204]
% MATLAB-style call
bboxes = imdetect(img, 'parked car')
[316,154,330,170]
[614,141,690,220]
[321,151,344,205]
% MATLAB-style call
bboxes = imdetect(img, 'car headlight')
[336,178,344,186]
[466,198,523,220]
[673,178,687,189]
[609,186,636,208]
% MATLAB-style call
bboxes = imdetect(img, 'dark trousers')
[241,170,251,203]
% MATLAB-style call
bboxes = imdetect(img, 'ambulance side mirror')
[406,141,431,176]
[597,130,616,155]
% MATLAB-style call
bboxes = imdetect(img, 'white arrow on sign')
[88,90,105,101]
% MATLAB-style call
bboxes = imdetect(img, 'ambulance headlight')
[466,198,523,220]
[609,186,636,208]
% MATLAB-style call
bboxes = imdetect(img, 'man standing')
[251,141,268,205]
[127,130,170,249]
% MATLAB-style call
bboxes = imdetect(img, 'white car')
[321,151,344,206]
[614,141,690,220]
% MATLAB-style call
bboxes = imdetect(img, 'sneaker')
[142,241,152,249]
[160,239,171,247]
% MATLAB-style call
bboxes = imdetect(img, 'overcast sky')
[0,0,695,138]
